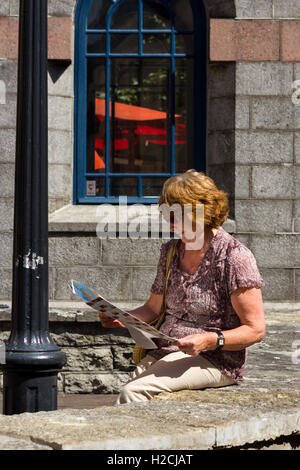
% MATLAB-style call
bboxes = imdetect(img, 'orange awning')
[95,98,180,121]
[94,150,105,170]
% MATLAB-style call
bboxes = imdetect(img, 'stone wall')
[207,58,300,300]
[0,2,75,299]
[49,236,169,304]
[0,61,74,297]
[207,0,300,301]
[234,60,300,301]
[0,307,136,394]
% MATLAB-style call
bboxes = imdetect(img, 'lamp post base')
[3,370,59,415]
[2,348,66,415]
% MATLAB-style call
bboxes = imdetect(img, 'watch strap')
[216,331,225,350]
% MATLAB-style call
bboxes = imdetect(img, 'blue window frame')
[74,0,207,204]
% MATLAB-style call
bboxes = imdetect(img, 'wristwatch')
[216,331,225,350]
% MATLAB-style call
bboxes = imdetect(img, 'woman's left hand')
[174,333,214,356]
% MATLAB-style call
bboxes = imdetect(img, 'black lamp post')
[1,0,66,415]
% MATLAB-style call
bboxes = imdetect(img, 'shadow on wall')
[204,0,236,18]
[204,0,237,219]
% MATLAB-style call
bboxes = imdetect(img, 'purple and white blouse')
[149,226,265,382]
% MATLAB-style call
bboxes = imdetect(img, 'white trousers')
[116,351,235,405]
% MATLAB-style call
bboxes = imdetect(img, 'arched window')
[74,0,207,203]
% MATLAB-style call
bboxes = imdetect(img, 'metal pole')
[1,0,66,415]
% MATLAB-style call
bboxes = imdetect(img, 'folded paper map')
[69,280,177,349]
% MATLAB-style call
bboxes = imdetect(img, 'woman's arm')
[175,287,266,355]
[129,292,163,323]
[99,292,163,328]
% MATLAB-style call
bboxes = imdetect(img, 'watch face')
[219,338,225,346]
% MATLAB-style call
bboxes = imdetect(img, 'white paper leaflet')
[69,280,176,349]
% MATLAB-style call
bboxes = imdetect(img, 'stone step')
[0,390,299,450]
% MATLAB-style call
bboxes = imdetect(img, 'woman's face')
[170,215,203,246]
[161,204,205,248]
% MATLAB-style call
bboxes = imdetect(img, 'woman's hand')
[99,311,125,329]
[174,333,216,356]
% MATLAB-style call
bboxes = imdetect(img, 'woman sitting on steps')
[99,170,266,404]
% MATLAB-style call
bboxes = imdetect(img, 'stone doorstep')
[0,392,299,450]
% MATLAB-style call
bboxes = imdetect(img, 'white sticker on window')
[87,180,96,196]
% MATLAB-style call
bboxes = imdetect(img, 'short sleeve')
[150,242,170,295]
[226,246,265,296]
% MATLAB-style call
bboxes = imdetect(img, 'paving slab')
[0,395,299,450]
[0,310,299,450]
[0,434,52,450]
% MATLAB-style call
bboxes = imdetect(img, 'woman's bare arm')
[129,292,163,323]
[210,286,266,351]
[175,287,266,355]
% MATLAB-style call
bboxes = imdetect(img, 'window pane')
[87,59,106,174]
[143,177,166,196]
[110,178,137,197]
[143,34,171,54]
[176,34,194,54]
[87,0,112,29]
[86,178,105,197]
[175,58,194,173]
[111,34,138,54]
[143,0,171,30]
[110,58,171,174]
[169,0,194,30]
[110,0,139,29]
[87,34,106,53]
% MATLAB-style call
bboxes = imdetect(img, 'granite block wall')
[0,311,136,394]
[207,0,300,301]
[233,60,300,301]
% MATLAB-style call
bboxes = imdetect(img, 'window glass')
[143,34,171,53]
[110,0,139,29]
[143,0,171,29]
[87,34,106,53]
[176,34,193,54]
[143,177,165,196]
[86,177,105,197]
[169,0,194,30]
[111,34,139,53]
[175,58,194,173]
[87,0,112,29]
[110,58,170,174]
[87,59,106,174]
[82,0,199,201]
[110,177,137,197]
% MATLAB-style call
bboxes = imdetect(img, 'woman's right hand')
[99,311,125,329]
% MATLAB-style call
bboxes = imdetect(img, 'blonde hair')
[158,169,229,228]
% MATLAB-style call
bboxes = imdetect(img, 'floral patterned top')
[149,226,265,382]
